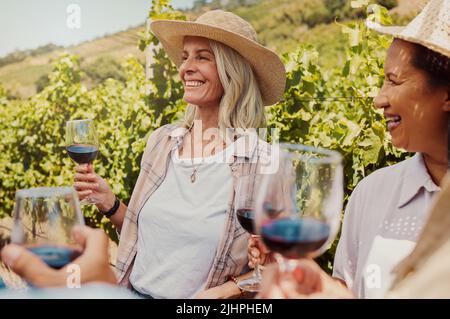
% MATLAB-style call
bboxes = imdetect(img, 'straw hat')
[366,0,450,57]
[150,10,286,106]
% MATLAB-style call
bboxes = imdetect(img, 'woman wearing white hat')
[252,0,450,299]
[73,10,285,299]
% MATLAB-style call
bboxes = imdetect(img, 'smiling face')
[374,39,450,154]
[179,36,224,108]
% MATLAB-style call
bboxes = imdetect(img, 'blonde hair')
[182,39,265,130]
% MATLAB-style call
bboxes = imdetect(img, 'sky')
[0,0,196,57]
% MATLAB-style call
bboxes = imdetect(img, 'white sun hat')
[367,0,450,58]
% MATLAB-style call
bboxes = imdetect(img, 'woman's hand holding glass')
[247,235,272,269]
[73,164,116,213]
[235,173,267,292]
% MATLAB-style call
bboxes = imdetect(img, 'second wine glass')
[235,173,263,293]
[66,119,99,204]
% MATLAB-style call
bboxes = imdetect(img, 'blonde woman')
[73,10,285,299]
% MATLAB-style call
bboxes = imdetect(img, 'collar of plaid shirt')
[115,124,271,290]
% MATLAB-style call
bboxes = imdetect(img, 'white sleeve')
[332,184,363,290]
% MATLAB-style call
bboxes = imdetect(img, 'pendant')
[191,169,196,183]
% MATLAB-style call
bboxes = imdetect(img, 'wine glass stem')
[254,263,262,280]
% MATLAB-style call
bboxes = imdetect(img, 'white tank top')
[129,146,234,298]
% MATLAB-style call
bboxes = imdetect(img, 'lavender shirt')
[333,153,440,298]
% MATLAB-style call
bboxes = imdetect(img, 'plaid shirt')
[115,124,272,290]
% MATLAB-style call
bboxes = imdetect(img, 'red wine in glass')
[234,174,264,292]
[66,119,99,204]
[236,209,256,234]
[66,144,99,164]
[261,217,330,259]
[66,119,99,165]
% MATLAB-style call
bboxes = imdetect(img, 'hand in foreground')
[257,259,354,299]
[0,227,117,288]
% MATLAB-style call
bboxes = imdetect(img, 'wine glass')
[255,143,343,273]
[10,187,85,269]
[66,119,99,204]
[235,173,264,292]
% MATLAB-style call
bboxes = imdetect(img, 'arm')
[74,164,126,231]
[194,271,256,299]
[74,126,173,231]
[196,236,274,299]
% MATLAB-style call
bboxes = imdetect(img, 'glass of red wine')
[66,119,99,204]
[235,173,264,292]
[10,187,85,270]
[255,143,343,273]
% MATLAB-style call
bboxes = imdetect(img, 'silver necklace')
[185,125,226,183]
[190,160,199,183]
[186,126,200,183]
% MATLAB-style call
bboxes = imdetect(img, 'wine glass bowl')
[66,119,99,204]
[255,143,343,263]
[65,119,99,165]
[11,187,85,269]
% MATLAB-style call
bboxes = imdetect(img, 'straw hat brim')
[150,20,286,106]
[366,22,450,58]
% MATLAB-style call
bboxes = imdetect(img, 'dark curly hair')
[411,42,450,89]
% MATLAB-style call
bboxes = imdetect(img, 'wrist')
[97,193,116,212]
[228,276,245,298]
[99,195,120,218]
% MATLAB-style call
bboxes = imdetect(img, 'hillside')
[0,26,145,98]
[0,0,423,99]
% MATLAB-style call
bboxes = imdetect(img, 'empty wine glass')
[11,187,85,269]
[255,143,343,273]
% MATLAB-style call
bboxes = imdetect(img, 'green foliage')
[138,0,187,118]
[138,0,187,52]
[35,74,50,93]
[83,56,127,84]
[231,0,397,67]
[0,1,408,273]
